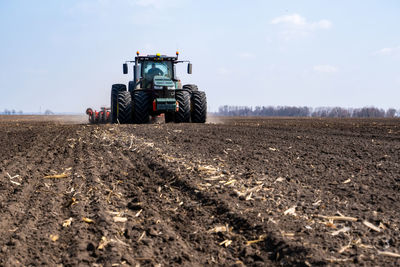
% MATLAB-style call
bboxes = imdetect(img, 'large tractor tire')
[132,90,151,124]
[191,91,207,123]
[111,84,127,123]
[116,91,132,124]
[183,84,198,92]
[175,90,191,123]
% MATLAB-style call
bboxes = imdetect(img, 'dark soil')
[0,115,399,266]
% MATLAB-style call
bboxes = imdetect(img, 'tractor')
[111,51,207,124]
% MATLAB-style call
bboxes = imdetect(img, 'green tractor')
[111,51,207,124]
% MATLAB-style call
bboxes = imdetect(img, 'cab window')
[142,61,172,80]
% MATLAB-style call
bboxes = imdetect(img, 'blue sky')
[0,0,399,113]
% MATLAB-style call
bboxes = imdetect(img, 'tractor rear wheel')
[116,91,132,124]
[183,84,198,92]
[191,91,207,123]
[111,84,126,123]
[175,90,191,123]
[133,90,151,124]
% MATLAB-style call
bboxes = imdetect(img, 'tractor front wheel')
[175,90,191,123]
[133,90,151,124]
[191,91,207,123]
[116,91,132,124]
[111,84,127,123]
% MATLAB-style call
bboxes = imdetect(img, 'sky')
[0,0,399,113]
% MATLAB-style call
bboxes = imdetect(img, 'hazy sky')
[1,0,399,113]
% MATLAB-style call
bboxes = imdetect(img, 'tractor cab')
[123,52,192,90]
[141,60,173,88]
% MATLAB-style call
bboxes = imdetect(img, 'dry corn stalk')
[224,179,236,186]
[44,173,69,179]
[317,215,357,222]
[208,225,230,233]
[82,217,94,223]
[338,243,352,254]
[113,216,128,223]
[197,165,218,174]
[246,235,266,246]
[50,234,59,242]
[284,206,297,216]
[98,236,109,250]
[331,227,350,236]
[219,239,232,247]
[362,220,381,232]
[138,231,146,242]
[377,251,400,257]
[70,197,78,206]
[135,209,143,217]
[62,217,73,227]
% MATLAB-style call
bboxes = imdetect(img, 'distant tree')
[44,109,54,115]
[385,108,396,118]
[328,107,351,118]
[18,110,23,115]
[353,107,385,118]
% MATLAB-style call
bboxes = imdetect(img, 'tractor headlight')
[154,85,175,90]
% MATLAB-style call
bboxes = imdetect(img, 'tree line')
[216,106,399,118]
[1,109,23,115]
[1,109,55,115]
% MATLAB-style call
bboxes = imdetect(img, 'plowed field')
[0,116,399,266]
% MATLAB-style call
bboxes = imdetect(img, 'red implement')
[86,107,111,124]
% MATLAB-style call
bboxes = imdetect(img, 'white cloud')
[271,14,332,30]
[313,65,338,73]
[271,14,332,40]
[375,46,400,56]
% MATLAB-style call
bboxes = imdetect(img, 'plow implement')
[86,107,111,124]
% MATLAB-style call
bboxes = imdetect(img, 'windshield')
[141,61,173,81]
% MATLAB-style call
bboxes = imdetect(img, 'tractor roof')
[136,54,178,62]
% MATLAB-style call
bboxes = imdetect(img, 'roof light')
[156,53,161,57]
[176,51,179,56]
[136,51,140,56]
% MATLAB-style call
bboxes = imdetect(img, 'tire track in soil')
[115,149,236,266]
[0,125,77,266]
[64,126,241,266]
[111,127,311,266]
[55,125,136,266]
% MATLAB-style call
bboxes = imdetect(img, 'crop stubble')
[0,116,399,266]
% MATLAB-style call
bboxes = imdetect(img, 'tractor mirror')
[123,63,128,74]
[187,63,192,74]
